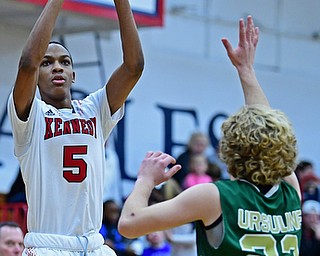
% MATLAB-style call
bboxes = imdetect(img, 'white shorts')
[23,232,117,256]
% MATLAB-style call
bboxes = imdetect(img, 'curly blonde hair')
[219,105,297,185]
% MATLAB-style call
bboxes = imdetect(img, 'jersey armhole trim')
[205,214,222,230]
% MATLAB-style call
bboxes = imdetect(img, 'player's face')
[0,227,24,256]
[190,137,208,154]
[38,44,75,103]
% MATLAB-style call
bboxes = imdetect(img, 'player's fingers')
[246,16,253,42]
[165,165,181,178]
[254,27,259,47]
[221,38,233,54]
[145,151,153,158]
[238,18,245,45]
[158,153,177,166]
[148,151,163,158]
[154,151,163,156]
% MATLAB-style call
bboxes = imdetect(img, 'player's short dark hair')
[49,41,74,66]
[0,221,21,230]
[0,221,22,238]
[295,161,313,172]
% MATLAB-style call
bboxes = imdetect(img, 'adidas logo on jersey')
[45,109,55,116]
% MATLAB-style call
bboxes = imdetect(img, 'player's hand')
[137,151,181,187]
[221,15,259,72]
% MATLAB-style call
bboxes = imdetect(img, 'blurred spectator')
[295,161,320,202]
[100,200,143,256]
[173,132,210,187]
[302,174,320,202]
[167,223,197,256]
[103,139,123,206]
[0,221,24,256]
[300,200,320,256]
[183,153,212,189]
[207,162,223,182]
[148,187,166,206]
[142,231,171,256]
[208,142,229,180]
[156,179,182,202]
[295,160,315,182]
[152,181,196,256]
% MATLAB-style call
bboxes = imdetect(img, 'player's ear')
[72,72,76,83]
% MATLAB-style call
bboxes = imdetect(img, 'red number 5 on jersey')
[63,145,88,182]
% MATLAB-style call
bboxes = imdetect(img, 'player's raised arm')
[13,0,64,121]
[222,16,301,200]
[118,152,221,238]
[106,0,144,115]
[221,15,269,107]
[118,152,180,237]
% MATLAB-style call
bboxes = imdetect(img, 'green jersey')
[196,180,301,255]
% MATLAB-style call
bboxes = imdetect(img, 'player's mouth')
[52,76,66,85]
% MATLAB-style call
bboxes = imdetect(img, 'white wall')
[0,0,319,196]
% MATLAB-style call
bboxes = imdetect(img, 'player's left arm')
[105,0,144,115]
[118,152,221,238]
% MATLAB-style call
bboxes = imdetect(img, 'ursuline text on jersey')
[237,208,302,234]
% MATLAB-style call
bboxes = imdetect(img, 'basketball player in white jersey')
[7,0,144,255]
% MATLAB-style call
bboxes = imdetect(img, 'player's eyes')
[5,241,15,247]
[62,60,71,65]
[41,60,51,66]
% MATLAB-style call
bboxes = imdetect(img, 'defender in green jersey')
[118,16,302,256]
[196,180,301,255]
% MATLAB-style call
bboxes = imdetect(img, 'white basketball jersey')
[8,88,124,235]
